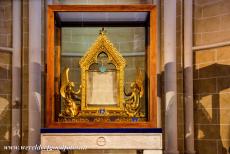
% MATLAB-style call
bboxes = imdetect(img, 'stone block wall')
[0,0,12,48]
[193,0,230,153]
[1,0,229,154]
[0,0,12,153]
[176,0,185,153]
[21,0,29,151]
[0,51,12,154]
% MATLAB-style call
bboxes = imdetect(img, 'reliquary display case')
[46,5,157,128]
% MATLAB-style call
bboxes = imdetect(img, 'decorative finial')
[99,27,106,35]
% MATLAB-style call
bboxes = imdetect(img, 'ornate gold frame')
[79,30,126,112]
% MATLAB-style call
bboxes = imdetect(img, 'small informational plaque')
[87,71,117,105]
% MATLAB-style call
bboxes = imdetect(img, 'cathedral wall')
[0,0,12,153]
[193,0,230,153]
[0,0,229,154]
[21,0,29,151]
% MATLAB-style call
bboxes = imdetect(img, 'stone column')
[28,0,41,153]
[164,0,179,154]
[184,1,196,154]
[12,0,21,153]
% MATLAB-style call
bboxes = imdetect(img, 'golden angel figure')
[59,68,81,118]
[124,68,144,117]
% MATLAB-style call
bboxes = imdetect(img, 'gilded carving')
[79,28,126,112]
[59,68,81,118]
[124,68,144,117]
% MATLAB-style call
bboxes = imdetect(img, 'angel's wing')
[135,67,144,97]
[60,68,70,98]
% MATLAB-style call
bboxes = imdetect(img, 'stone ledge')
[41,133,162,150]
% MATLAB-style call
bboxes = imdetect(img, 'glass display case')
[46,5,157,128]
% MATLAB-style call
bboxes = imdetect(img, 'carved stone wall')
[193,0,230,153]
[0,0,12,153]
[1,0,230,154]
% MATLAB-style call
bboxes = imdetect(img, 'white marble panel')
[41,133,162,150]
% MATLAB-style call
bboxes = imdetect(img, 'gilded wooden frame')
[46,4,157,128]
[79,32,126,111]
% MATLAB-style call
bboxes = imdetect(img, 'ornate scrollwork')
[124,68,144,117]
[79,28,126,111]
[59,68,81,118]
